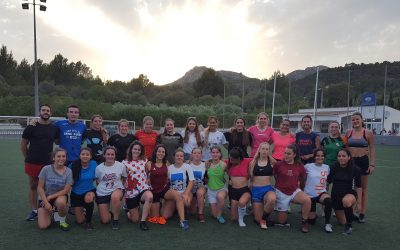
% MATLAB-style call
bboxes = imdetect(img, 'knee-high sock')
[344,206,353,226]
[238,206,246,227]
[84,202,94,223]
[323,198,332,224]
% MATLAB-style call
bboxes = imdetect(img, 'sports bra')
[253,162,273,177]
[347,130,368,148]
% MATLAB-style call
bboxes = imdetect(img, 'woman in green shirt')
[321,121,346,166]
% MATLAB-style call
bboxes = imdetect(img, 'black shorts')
[229,186,251,201]
[38,195,69,208]
[70,189,96,207]
[310,192,328,212]
[332,191,357,210]
[153,188,169,203]
[96,189,125,205]
[353,155,370,175]
[125,190,150,209]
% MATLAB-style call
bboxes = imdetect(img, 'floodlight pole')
[33,0,39,117]
[22,0,46,117]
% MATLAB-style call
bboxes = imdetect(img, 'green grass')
[0,139,398,250]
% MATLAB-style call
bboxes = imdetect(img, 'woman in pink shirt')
[271,118,296,163]
[248,112,274,157]
[226,147,252,227]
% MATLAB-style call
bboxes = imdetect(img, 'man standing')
[55,105,86,165]
[21,104,59,221]
[296,115,321,164]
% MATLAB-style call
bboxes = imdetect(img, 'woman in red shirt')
[273,144,311,233]
[135,116,158,160]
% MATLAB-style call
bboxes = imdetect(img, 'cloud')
[1,0,399,84]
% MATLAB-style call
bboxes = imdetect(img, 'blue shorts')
[251,185,275,203]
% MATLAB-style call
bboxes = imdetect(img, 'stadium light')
[21,0,47,117]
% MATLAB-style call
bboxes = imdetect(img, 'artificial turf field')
[0,139,399,250]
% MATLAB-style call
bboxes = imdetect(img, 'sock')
[323,198,332,224]
[262,212,270,221]
[84,202,94,223]
[238,206,246,227]
[344,207,353,226]
[59,215,66,223]
[301,219,307,225]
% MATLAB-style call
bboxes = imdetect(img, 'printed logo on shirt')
[171,173,184,192]
[287,170,293,176]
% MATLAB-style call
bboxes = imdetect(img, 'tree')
[193,68,224,97]
[0,45,18,84]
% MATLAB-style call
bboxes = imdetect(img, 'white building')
[276,105,400,134]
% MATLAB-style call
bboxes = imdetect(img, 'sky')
[1,0,399,84]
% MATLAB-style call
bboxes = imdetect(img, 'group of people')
[21,104,375,235]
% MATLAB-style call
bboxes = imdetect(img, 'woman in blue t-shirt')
[69,147,97,230]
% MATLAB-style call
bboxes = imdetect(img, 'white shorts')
[207,187,228,204]
[275,188,301,212]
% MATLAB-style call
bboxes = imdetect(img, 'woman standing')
[156,118,183,164]
[304,149,333,233]
[69,148,97,230]
[206,146,228,224]
[321,121,346,166]
[95,146,127,230]
[345,112,375,223]
[163,149,194,230]
[188,147,207,222]
[146,145,186,227]
[327,149,362,235]
[248,112,274,157]
[224,118,252,157]
[181,117,202,161]
[271,118,296,163]
[201,116,227,161]
[107,119,136,162]
[135,116,158,160]
[248,142,276,229]
[273,144,311,233]
[37,148,73,231]
[85,114,109,164]
[122,141,153,231]
[226,148,252,227]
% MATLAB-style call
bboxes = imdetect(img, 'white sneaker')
[325,223,333,233]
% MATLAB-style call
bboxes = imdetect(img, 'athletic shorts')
[251,185,275,203]
[153,187,169,203]
[25,163,45,178]
[96,189,124,205]
[207,187,228,204]
[70,189,96,207]
[332,191,357,210]
[275,188,302,212]
[229,186,251,201]
[38,195,68,208]
[310,192,328,212]
[353,155,370,175]
[125,190,150,209]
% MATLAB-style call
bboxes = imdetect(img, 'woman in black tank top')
[248,142,276,229]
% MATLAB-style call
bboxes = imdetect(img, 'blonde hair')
[249,142,270,178]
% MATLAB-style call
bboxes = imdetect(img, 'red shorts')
[25,163,45,178]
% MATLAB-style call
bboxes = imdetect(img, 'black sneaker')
[343,225,352,235]
[112,220,120,230]
[139,221,149,231]
[358,214,366,223]
[26,210,38,221]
